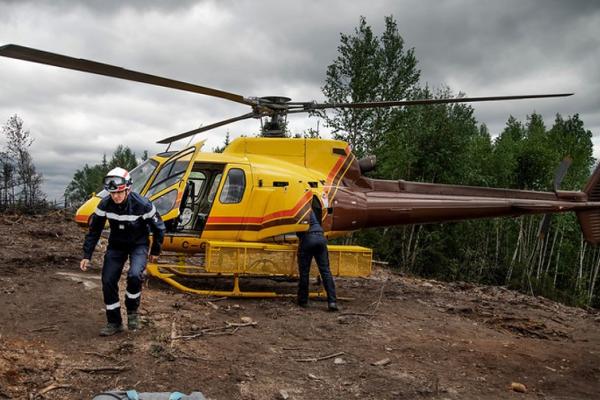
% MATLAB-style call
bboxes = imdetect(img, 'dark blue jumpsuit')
[83,192,166,325]
[297,211,337,305]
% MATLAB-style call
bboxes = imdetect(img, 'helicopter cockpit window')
[130,159,159,193]
[146,148,194,198]
[153,189,177,216]
[219,168,245,204]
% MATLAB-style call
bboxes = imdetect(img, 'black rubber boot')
[99,322,124,336]
[127,313,141,330]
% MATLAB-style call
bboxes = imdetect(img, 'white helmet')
[103,167,132,193]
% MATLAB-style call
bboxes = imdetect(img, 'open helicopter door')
[142,140,206,225]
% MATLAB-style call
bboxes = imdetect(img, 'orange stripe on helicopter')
[325,145,350,185]
[75,214,88,224]
[207,190,313,225]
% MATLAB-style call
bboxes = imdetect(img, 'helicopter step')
[146,240,372,297]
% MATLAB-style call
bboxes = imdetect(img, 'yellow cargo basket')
[147,240,372,298]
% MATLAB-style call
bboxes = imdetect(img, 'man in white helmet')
[80,167,166,336]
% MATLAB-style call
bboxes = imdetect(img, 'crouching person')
[80,167,166,336]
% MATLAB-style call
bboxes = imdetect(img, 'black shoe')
[127,313,141,330]
[99,323,124,336]
[298,301,308,308]
[328,302,339,312]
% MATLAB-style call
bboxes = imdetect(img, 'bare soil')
[1,213,599,399]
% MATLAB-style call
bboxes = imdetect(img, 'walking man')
[80,167,166,336]
[297,197,338,311]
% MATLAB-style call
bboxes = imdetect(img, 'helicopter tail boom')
[329,158,600,243]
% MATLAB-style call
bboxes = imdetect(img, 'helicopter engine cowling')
[358,155,377,174]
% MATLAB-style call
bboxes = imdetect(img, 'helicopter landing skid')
[146,263,334,299]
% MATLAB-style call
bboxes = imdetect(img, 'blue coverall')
[297,210,337,305]
[83,191,165,325]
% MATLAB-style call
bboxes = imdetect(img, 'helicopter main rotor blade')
[157,112,256,144]
[302,93,573,111]
[0,44,252,106]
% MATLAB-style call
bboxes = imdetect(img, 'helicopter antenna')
[185,125,201,147]
[185,135,196,147]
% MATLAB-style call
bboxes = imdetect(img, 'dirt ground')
[0,213,599,400]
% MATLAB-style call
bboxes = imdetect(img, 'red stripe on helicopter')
[206,202,313,231]
[206,190,313,225]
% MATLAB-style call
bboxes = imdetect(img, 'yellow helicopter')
[2,44,599,298]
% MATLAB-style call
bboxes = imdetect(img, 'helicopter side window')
[207,173,222,204]
[146,148,194,197]
[220,168,246,204]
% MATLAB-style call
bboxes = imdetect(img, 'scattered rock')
[240,316,253,324]
[372,358,391,366]
[510,382,527,393]
[278,389,289,399]
[334,357,346,365]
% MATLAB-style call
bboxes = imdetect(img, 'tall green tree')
[2,115,45,209]
[321,15,420,157]
[108,145,138,171]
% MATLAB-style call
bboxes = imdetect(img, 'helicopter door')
[143,140,205,224]
[206,164,252,240]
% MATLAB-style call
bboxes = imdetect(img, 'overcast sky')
[1,0,599,201]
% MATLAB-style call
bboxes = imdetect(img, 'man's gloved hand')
[80,258,90,271]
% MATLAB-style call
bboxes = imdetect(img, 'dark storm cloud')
[0,0,598,201]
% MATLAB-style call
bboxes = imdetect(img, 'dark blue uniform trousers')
[297,232,337,304]
[102,244,148,324]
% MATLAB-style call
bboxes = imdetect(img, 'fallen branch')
[370,280,386,317]
[205,327,239,336]
[225,321,257,328]
[172,320,254,340]
[282,347,317,351]
[83,352,118,362]
[75,366,129,374]
[4,215,23,226]
[38,383,72,395]
[295,351,345,363]
[31,325,58,333]
[340,312,376,317]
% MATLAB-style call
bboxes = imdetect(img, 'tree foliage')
[64,146,140,205]
[321,15,420,157]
